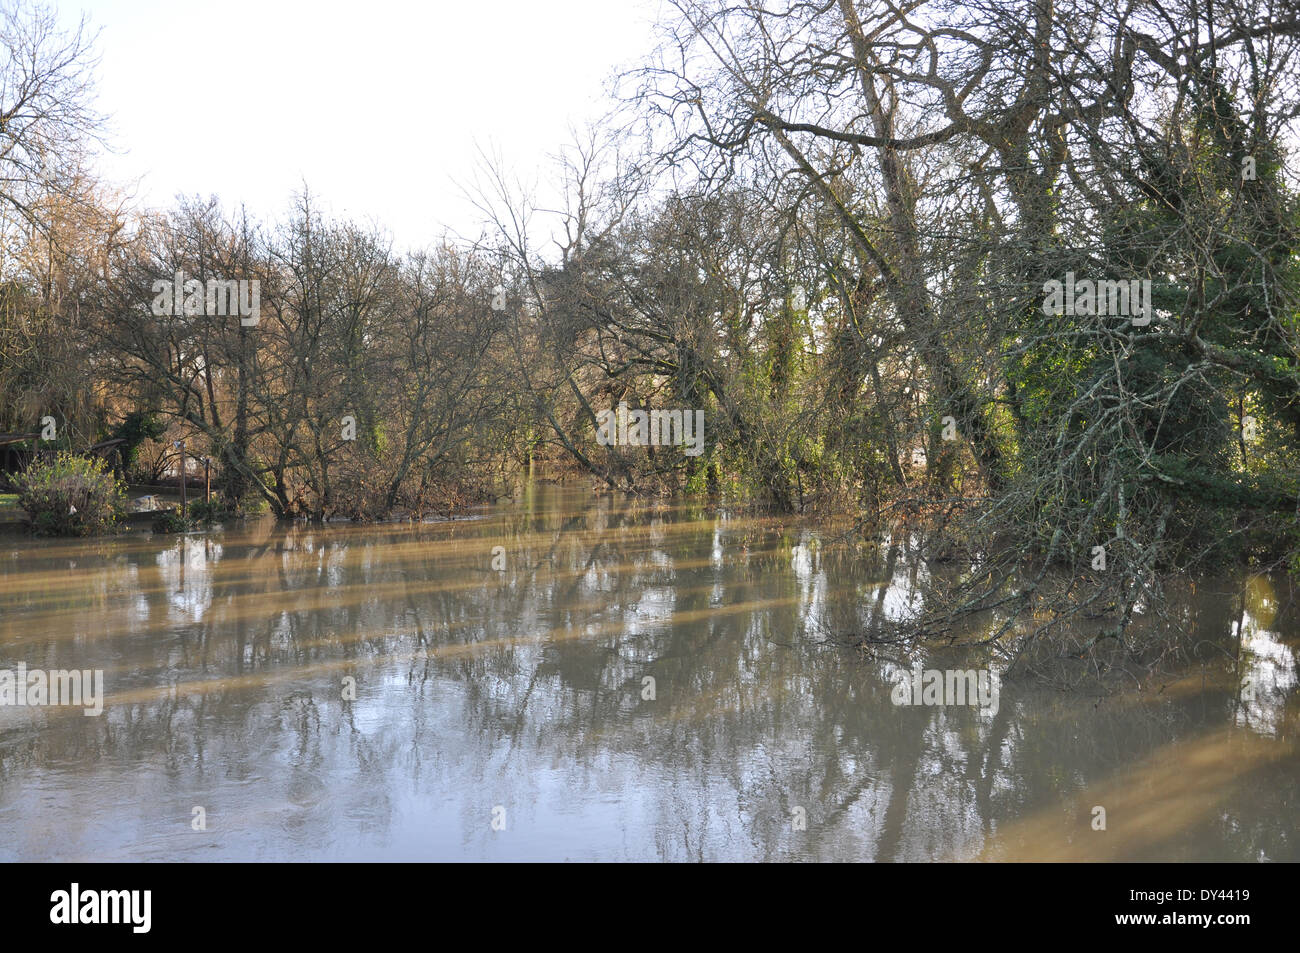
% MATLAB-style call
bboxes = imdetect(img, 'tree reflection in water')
[0,487,1294,861]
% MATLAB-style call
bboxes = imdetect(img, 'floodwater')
[0,485,1295,861]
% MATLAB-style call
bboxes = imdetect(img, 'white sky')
[64,0,661,250]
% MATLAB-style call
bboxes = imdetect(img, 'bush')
[151,510,191,534]
[187,499,231,525]
[15,453,127,536]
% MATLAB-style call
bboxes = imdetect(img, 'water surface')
[0,486,1295,861]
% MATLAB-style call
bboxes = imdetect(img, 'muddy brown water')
[0,485,1295,860]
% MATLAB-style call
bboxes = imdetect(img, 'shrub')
[151,510,191,534]
[187,499,231,525]
[15,453,127,536]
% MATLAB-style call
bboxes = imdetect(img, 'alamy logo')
[0,664,103,716]
[50,884,151,933]
[891,663,1000,716]
[596,401,705,457]
[151,269,260,326]
[1042,272,1151,326]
